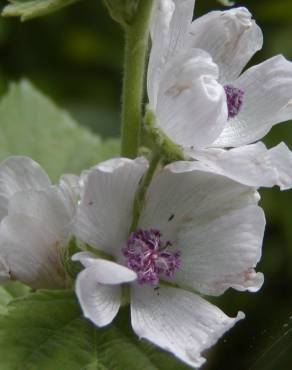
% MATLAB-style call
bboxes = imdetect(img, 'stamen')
[122,229,181,285]
[224,84,244,119]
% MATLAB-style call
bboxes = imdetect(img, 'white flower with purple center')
[72,157,266,368]
[0,156,78,289]
[148,1,292,190]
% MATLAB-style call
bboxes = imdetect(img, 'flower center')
[122,229,181,285]
[224,84,244,119]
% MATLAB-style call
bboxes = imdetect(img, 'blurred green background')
[0,0,291,369]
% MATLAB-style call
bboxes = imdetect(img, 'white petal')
[59,174,79,191]
[72,254,136,284]
[267,142,292,190]
[174,204,265,295]
[73,157,148,257]
[187,142,292,189]
[76,269,120,327]
[0,214,65,289]
[0,156,51,220]
[8,186,73,240]
[72,251,98,268]
[188,7,263,83]
[75,259,136,327]
[59,173,80,206]
[131,284,244,368]
[148,0,195,105]
[0,256,10,283]
[148,0,175,105]
[214,55,292,147]
[155,49,227,148]
[165,0,195,58]
[139,162,260,242]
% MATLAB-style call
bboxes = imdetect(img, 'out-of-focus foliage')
[0,80,119,182]
[250,317,292,370]
[217,0,234,6]
[2,0,79,21]
[0,0,291,369]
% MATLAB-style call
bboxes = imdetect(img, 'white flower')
[72,157,265,368]
[185,6,291,147]
[148,2,292,189]
[0,156,78,289]
[148,0,229,148]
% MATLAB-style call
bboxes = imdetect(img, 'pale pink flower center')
[122,229,181,285]
[224,84,244,119]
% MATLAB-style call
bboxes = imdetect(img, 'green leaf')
[0,282,30,314]
[0,290,190,370]
[2,0,80,21]
[0,80,120,181]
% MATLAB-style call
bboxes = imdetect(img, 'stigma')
[122,229,181,285]
[224,84,244,119]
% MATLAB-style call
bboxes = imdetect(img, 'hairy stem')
[120,0,154,158]
[130,151,160,231]
[144,108,186,164]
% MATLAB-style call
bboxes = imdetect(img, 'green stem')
[121,285,130,307]
[120,0,154,158]
[130,151,160,231]
[144,108,186,164]
[84,244,114,262]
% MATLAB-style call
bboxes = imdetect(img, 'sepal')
[103,0,140,27]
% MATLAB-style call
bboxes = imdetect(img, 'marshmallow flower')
[0,156,78,289]
[148,1,292,189]
[72,157,266,368]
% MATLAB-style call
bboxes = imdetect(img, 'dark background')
[0,0,291,369]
